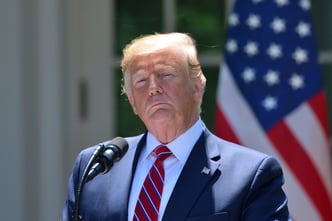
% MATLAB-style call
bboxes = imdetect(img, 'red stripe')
[214,106,241,144]
[268,121,332,221]
[307,91,330,138]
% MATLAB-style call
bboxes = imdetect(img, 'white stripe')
[150,166,163,197]
[285,103,332,197]
[283,165,323,221]
[137,199,154,221]
[217,63,323,220]
[141,185,159,213]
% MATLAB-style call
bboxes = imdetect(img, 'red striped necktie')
[133,145,172,221]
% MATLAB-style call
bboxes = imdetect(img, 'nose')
[148,75,163,96]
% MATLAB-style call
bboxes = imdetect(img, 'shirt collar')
[143,118,205,165]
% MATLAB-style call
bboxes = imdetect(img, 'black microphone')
[86,137,128,182]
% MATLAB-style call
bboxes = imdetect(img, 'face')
[125,48,202,130]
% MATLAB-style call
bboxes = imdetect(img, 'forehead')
[128,48,187,74]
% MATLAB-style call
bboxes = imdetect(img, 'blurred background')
[1,0,332,220]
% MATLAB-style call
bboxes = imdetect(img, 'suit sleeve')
[243,156,292,221]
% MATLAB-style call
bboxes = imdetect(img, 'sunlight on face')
[126,48,201,130]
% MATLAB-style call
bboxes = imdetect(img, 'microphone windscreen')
[106,137,129,159]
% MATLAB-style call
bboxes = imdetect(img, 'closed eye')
[134,78,147,88]
[160,72,175,79]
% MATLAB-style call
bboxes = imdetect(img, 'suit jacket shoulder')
[163,129,290,221]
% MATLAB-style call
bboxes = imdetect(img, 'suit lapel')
[162,130,222,220]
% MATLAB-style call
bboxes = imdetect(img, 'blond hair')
[120,32,206,96]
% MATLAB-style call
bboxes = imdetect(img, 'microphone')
[73,137,128,221]
[86,137,128,182]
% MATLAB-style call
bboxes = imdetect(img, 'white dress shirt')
[128,118,205,221]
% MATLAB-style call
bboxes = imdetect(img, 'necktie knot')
[154,145,172,161]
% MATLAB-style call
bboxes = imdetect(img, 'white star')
[229,13,239,26]
[299,0,311,11]
[296,22,311,37]
[242,67,256,83]
[262,96,278,111]
[226,39,238,53]
[289,73,304,90]
[270,17,286,33]
[264,70,280,86]
[292,48,308,64]
[246,14,261,29]
[274,0,289,7]
[267,43,282,59]
[244,41,259,56]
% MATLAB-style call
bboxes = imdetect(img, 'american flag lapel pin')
[201,166,210,175]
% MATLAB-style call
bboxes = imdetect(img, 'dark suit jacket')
[61,129,291,221]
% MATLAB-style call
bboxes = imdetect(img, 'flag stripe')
[281,163,322,221]
[267,122,332,221]
[285,102,332,196]
[307,91,330,138]
[214,106,240,144]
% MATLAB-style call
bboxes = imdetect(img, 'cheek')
[168,85,194,107]
[128,91,151,116]
[172,80,195,96]
[178,83,200,108]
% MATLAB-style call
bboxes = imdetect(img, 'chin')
[145,113,175,124]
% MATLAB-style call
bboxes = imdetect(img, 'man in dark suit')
[61,32,291,220]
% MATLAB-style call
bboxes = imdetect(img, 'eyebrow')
[154,64,176,71]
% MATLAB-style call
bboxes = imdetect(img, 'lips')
[147,99,170,111]
[150,102,167,108]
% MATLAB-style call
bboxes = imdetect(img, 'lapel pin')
[201,166,210,175]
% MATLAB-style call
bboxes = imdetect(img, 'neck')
[147,116,199,144]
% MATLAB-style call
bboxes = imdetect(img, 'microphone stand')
[73,144,106,221]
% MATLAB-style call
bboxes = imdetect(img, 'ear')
[127,93,138,115]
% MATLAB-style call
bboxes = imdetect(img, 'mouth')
[147,96,171,113]
[148,99,170,110]
[151,102,166,108]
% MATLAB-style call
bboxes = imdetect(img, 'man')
[61,32,291,220]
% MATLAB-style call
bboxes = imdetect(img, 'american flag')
[214,0,332,220]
